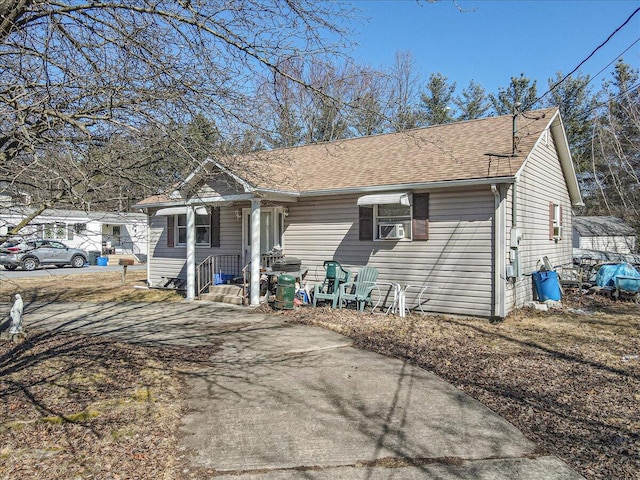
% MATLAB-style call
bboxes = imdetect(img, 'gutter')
[134,176,518,210]
[299,176,517,198]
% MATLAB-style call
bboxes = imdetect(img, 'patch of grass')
[131,387,155,402]
[41,408,101,425]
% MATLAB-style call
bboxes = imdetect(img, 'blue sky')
[350,0,640,100]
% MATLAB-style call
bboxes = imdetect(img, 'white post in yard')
[186,205,196,301]
[250,199,261,306]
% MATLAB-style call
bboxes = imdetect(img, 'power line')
[526,6,640,110]
[585,36,640,89]
[582,81,640,119]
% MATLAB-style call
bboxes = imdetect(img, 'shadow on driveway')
[8,301,584,479]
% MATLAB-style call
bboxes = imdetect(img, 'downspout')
[250,199,261,306]
[512,178,520,277]
[491,184,506,319]
[186,205,196,300]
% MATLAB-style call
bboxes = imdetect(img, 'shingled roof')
[215,107,559,193]
[136,106,582,208]
[573,216,636,237]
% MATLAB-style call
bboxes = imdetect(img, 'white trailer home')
[0,208,148,261]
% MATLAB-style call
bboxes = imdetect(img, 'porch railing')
[261,253,284,268]
[196,254,241,298]
[238,254,287,303]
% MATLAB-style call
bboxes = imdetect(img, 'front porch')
[195,252,286,304]
[177,198,293,306]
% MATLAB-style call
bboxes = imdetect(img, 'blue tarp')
[595,263,640,288]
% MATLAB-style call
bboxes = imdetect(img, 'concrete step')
[208,284,243,296]
[200,284,245,305]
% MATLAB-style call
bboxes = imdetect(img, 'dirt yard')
[0,270,183,303]
[1,271,638,479]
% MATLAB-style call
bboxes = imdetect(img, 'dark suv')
[0,239,88,271]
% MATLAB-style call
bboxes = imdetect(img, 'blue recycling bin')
[214,273,234,285]
[532,270,561,301]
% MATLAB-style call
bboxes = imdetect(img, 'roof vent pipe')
[512,102,522,154]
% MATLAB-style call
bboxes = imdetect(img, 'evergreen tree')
[490,74,537,115]
[588,60,640,231]
[420,73,456,125]
[454,80,490,120]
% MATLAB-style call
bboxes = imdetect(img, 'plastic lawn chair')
[313,260,351,308]
[339,266,379,311]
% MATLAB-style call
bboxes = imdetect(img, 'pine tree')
[420,73,456,125]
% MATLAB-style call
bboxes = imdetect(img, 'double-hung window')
[549,202,563,241]
[166,208,220,248]
[176,214,211,246]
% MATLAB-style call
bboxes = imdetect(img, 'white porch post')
[186,205,196,301]
[250,199,261,306]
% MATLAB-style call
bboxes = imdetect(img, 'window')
[42,222,69,240]
[359,193,429,241]
[166,208,220,248]
[177,214,209,246]
[376,204,412,240]
[549,202,563,240]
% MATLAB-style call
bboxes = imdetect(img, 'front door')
[242,207,285,266]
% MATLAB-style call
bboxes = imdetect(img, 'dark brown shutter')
[412,193,429,241]
[210,207,220,247]
[559,205,563,240]
[549,202,554,240]
[167,215,175,248]
[359,206,373,241]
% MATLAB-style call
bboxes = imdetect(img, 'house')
[0,207,148,261]
[134,107,582,319]
[573,216,637,254]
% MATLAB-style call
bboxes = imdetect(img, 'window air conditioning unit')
[378,223,405,240]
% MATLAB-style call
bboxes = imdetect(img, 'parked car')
[0,239,88,271]
[0,239,30,254]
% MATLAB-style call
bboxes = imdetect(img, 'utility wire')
[586,36,640,88]
[526,6,640,110]
[582,81,640,118]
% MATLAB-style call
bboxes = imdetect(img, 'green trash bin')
[275,274,296,310]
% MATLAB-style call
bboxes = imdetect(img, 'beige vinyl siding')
[507,130,573,310]
[285,187,495,317]
[147,206,242,287]
[197,174,246,197]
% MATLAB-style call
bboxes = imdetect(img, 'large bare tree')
[0,0,353,227]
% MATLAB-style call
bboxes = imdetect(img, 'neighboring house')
[573,216,637,254]
[135,107,582,319]
[0,208,148,260]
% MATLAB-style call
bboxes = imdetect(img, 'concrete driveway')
[16,301,584,479]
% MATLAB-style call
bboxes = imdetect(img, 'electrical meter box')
[510,227,522,249]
